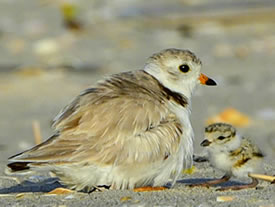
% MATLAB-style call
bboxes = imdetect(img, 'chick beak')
[199,73,217,86]
[200,139,212,147]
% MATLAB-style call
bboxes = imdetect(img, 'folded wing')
[8,71,183,171]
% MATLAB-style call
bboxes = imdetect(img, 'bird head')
[144,48,216,100]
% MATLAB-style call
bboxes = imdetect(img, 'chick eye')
[179,64,190,73]
[217,136,226,140]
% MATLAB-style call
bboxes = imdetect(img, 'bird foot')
[48,187,74,195]
[133,186,167,192]
[216,184,257,191]
[216,186,242,191]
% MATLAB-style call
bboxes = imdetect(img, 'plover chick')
[191,123,264,191]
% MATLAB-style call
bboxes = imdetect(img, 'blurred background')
[0,0,275,168]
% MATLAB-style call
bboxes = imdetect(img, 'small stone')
[65,194,75,199]
[120,196,132,202]
[33,39,59,56]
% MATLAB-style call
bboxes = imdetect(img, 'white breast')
[169,101,194,170]
[208,151,232,172]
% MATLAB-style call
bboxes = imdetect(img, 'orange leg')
[133,186,167,192]
[48,187,74,194]
[217,178,258,191]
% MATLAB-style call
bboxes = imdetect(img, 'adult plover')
[7,48,216,191]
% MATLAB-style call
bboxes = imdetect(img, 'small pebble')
[33,39,59,56]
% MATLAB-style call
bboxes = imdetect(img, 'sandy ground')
[0,0,275,206]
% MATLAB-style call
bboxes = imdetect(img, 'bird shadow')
[0,177,249,194]
[0,177,64,194]
[177,178,246,187]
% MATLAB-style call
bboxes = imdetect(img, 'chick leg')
[189,174,231,188]
[217,177,258,191]
[193,154,208,162]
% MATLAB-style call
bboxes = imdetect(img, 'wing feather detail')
[9,71,184,167]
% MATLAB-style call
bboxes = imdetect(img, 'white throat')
[144,64,196,100]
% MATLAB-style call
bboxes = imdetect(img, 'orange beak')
[199,73,217,86]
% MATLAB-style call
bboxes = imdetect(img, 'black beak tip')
[200,140,211,147]
[206,78,217,86]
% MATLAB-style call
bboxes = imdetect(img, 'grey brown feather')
[7,48,208,190]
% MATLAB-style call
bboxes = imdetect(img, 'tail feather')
[7,162,31,172]
[6,134,59,174]
[6,132,79,175]
[6,161,50,175]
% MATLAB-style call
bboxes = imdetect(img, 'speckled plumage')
[203,123,264,178]
[193,123,264,190]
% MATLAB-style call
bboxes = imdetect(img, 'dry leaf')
[216,196,235,202]
[206,108,251,127]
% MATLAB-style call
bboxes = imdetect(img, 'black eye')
[179,64,190,73]
[217,136,226,140]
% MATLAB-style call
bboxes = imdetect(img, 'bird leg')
[133,186,167,192]
[217,177,258,191]
[193,154,208,162]
[189,174,231,188]
[48,187,74,194]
